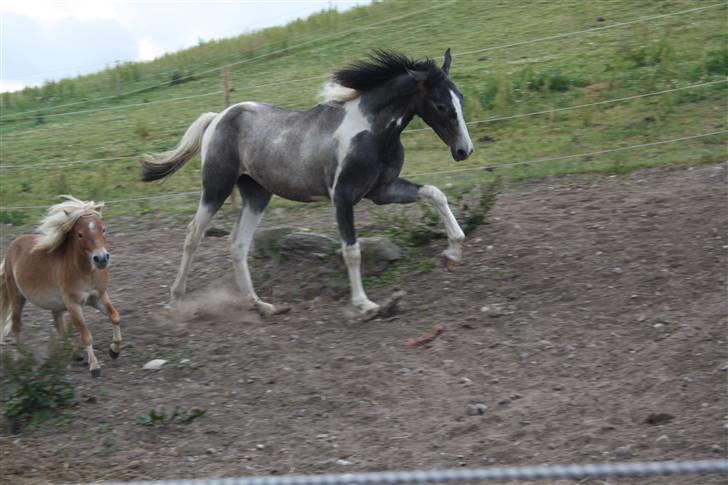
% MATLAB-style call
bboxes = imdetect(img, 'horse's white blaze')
[88,222,95,231]
[418,185,465,262]
[330,97,371,199]
[341,242,378,312]
[450,90,474,154]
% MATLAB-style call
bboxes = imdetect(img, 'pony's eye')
[78,233,84,239]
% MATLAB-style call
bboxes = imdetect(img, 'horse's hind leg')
[231,175,278,316]
[170,201,219,301]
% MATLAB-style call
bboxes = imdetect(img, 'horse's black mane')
[333,50,445,92]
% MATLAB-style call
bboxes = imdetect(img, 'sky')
[0,0,370,93]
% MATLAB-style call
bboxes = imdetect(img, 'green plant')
[704,48,728,75]
[135,406,206,427]
[1,336,76,432]
[0,210,28,226]
[449,176,503,235]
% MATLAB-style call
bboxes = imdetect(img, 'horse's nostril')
[456,148,467,159]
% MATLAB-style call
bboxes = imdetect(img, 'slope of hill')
[1,0,726,222]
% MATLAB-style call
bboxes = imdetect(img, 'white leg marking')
[419,185,465,262]
[86,344,100,371]
[342,242,379,313]
[230,207,276,315]
[111,324,122,354]
[171,203,215,301]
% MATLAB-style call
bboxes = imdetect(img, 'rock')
[252,227,296,258]
[279,232,338,259]
[204,227,230,238]
[645,412,674,426]
[655,435,670,445]
[466,403,488,416]
[614,445,633,459]
[142,359,167,370]
[358,237,402,275]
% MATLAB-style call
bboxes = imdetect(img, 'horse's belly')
[18,282,66,311]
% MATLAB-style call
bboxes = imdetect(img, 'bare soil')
[1,163,726,485]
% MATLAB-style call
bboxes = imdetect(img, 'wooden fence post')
[223,66,239,212]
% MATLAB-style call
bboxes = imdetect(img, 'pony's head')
[33,195,109,269]
[326,49,474,161]
[409,49,474,161]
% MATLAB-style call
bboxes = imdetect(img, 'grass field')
[1,0,726,224]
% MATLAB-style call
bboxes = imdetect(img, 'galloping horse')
[141,49,473,316]
[0,196,121,377]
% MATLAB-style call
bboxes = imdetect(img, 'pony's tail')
[140,112,218,181]
[0,259,12,342]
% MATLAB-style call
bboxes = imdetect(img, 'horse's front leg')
[89,293,122,359]
[65,299,101,377]
[334,197,379,314]
[369,178,465,266]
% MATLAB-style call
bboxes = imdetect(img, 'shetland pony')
[0,196,121,377]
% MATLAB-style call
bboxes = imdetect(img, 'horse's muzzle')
[93,252,110,269]
[451,145,474,161]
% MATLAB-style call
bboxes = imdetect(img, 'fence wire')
[97,459,728,485]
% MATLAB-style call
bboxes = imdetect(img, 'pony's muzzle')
[92,251,110,269]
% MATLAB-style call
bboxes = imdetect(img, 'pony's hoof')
[441,255,458,272]
[109,347,120,359]
[91,368,102,378]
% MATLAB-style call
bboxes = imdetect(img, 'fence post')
[223,66,239,212]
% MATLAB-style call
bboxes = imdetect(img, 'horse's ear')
[63,208,73,216]
[442,48,452,75]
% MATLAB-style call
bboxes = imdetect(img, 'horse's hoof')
[255,301,289,317]
[109,347,120,359]
[441,254,459,272]
[91,368,102,378]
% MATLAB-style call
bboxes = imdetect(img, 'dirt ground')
[0,163,726,485]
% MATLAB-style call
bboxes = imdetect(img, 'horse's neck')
[59,238,93,275]
[359,80,416,137]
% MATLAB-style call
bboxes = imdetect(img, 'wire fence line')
[404,130,727,178]
[2,79,724,171]
[2,130,724,212]
[96,459,728,485]
[0,2,454,122]
[454,2,726,57]
[1,1,719,122]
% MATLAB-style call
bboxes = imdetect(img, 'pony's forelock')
[32,195,105,253]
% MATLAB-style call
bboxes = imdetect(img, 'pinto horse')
[141,49,473,316]
[0,196,121,377]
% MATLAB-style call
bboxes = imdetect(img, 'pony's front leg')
[89,293,122,359]
[66,300,101,377]
[418,185,466,266]
[334,198,379,315]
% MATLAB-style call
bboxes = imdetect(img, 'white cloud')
[137,38,165,62]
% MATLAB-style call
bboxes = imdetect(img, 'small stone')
[552,384,563,391]
[719,363,728,372]
[256,444,265,450]
[653,323,665,329]
[655,435,670,445]
[710,444,723,453]
[142,359,167,370]
[336,459,353,466]
[497,398,511,406]
[613,267,623,274]
[466,403,488,416]
[614,445,633,459]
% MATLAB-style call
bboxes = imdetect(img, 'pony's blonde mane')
[32,195,104,253]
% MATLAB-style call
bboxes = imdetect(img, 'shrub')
[0,210,28,226]
[705,48,728,75]
[1,336,76,432]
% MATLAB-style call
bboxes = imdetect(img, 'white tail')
[140,112,218,181]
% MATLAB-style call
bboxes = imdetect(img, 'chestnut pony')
[0,196,121,377]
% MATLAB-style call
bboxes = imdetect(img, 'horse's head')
[72,212,109,270]
[411,49,474,161]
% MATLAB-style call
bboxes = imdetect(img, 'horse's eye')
[78,233,83,239]
[435,104,447,112]
[102,227,106,233]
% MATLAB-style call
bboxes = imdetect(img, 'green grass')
[1,0,726,223]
